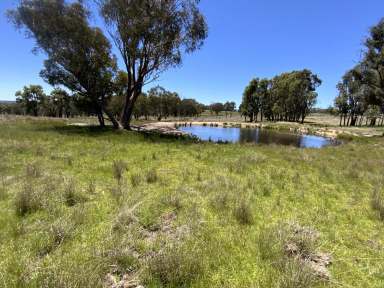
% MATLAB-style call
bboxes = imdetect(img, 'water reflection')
[178,125,337,148]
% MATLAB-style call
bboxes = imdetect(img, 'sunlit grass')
[0,118,383,287]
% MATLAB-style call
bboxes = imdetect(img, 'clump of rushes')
[130,172,142,187]
[15,184,38,216]
[146,168,158,183]
[147,243,204,287]
[0,177,7,200]
[371,185,384,221]
[113,160,128,185]
[64,178,86,207]
[234,199,254,225]
[25,162,42,178]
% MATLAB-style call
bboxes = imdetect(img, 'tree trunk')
[120,86,142,129]
[103,107,123,129]
[339,115,342,127]
[97,111,105,127]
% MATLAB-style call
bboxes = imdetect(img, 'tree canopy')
[334,18,384,126]
[240,70,321,123]
[8,0,118,127]
[97,0,208,128]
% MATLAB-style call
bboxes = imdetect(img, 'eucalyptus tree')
[8,0,120,128]
[240,70,320,123]
[15,85,46,116]
[98,0,208,129]
[49,88,72,118]
[241,79,259,122]
[333,18,384,126]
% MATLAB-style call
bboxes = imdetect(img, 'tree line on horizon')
[0,83,237,121]
[333,19,384,127]
[239,69,321,123]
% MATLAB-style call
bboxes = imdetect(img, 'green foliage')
[15,85,46,116]
[99,0,208,127]
[334,18,384,127]
[8,0,118,126]
[240,70,321,123]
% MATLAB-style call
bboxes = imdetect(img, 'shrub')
[234,200,253,225]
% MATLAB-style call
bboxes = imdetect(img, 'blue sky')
[1,0,384,107]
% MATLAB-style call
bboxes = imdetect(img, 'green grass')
[0,117,384,287]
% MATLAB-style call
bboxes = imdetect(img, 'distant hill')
[0,100,16,104]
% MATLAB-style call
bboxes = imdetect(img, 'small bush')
[146,168,158,183]
[113,160,128,184]
[234,200,254,225]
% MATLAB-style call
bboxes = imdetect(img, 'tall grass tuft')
[15,184,38,216]
[147,243,204,287]
[26,162,42,178]
[113,160,128,185]
[258,223,321,287]
[234,199,254,225]
[64,178,86,207]
[371,185,384,220]
[130,172,142,187]
[146,168,158,183]
[0,177,7,201]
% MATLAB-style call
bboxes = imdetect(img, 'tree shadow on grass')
[34,123,199,145]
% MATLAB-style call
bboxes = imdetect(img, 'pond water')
[178,125,338,148]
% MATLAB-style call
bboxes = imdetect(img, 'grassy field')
[0,116,384,287]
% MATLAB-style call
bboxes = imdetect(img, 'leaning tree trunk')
[103,108,123,129]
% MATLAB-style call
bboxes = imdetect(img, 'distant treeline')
[1,84,237,121]
[333,19,384,127]
[239,69,321,123]
[109,86,207,120]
